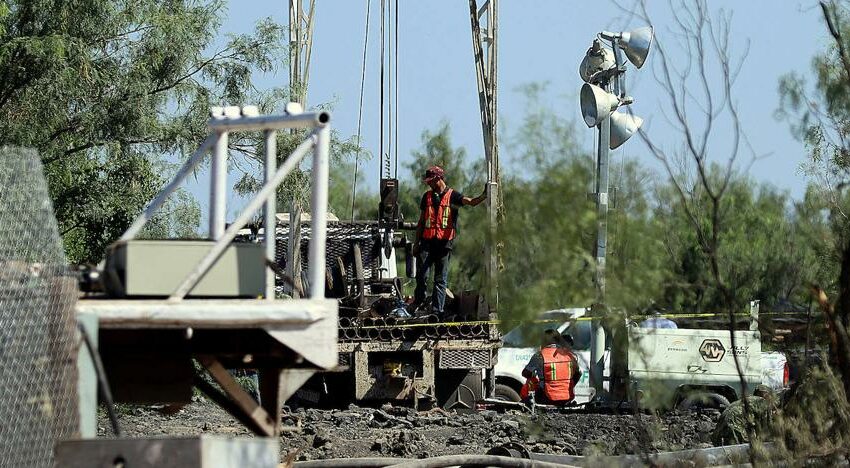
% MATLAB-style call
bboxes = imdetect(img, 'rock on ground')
[99,399,720,461]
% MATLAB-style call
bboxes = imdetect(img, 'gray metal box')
[104,240,265,298]
[55,436,278,468]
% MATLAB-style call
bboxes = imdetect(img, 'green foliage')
[0,0,285,263]
[397,84,831,324]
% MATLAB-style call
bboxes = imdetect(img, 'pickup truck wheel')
[677,392,730,411]
[494,383,522,403]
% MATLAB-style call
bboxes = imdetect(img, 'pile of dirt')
[99,399,719,461]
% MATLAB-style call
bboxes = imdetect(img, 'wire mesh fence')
[0,147,79,467]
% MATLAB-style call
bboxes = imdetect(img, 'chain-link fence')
[0,147,79,467]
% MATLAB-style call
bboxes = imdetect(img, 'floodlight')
[609,111,643,149]
[580,83,620,128]
[618,27,654,68]
[579,40,616,83]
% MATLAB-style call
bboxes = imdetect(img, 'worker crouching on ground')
[521,329,581,406]
[412,165,486,318]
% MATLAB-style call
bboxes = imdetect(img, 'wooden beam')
[197,355,277,437]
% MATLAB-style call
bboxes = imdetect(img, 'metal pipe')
[436,325,448,337]
[384,317,397,327]
[363,317,375,327]
[119,135,217,242]
[374,317,386,328]
[447,325,460,337]
[386,455,565,468]
[339,317,351,328]
[379,329,392,341]
[424,327,437,339]
[358,328,370,340]
[294,458,410,468]
[459,325,472,338]
[470,324,484,337]
[402,329,416,341]
[210,131,228,240]
[343,328,358,340]
[589,79,612,396]
[264,129,277,300]
[207,111,331,131]
[308,124,331,299]
[168,132,318,301]
[368,328,380,340]
[426,314,439,324]
[390,328,403,340]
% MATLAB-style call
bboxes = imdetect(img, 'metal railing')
[113,105,332,301]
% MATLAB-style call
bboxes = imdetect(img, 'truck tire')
[677,391,730,411]
[494,383,522,403]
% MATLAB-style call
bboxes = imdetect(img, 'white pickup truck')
[493,308,789,409]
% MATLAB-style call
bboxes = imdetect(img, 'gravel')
[99,399,720,461]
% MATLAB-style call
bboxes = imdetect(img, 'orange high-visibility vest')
[541,347,576,402]
[422,189,456,241]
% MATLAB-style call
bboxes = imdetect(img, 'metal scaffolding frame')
[82,108,338,438]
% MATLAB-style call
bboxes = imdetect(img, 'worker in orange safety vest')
[412,165,486,318]
[521,329,581,405]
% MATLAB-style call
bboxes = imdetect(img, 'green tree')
[0,0,284,262]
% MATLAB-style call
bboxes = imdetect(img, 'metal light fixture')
[608,111,643,149]
[579,39,616,84]
[601,26,654,69]
[580,83,620,128]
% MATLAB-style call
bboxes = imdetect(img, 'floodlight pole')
[589,79,611,397]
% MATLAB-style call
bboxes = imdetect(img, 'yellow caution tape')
[345,310,809,330]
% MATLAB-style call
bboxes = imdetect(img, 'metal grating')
[0,147,80,467]
[438,349,492,369]
[271,222,384,283]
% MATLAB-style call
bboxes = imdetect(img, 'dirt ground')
[99,398,719,462]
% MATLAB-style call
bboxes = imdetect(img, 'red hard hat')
[422,165,445,183]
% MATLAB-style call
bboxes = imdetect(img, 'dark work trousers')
[414,242,452,315]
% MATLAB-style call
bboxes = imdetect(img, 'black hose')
[77,322,122,437]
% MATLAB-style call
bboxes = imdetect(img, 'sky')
[186,0,828,232]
